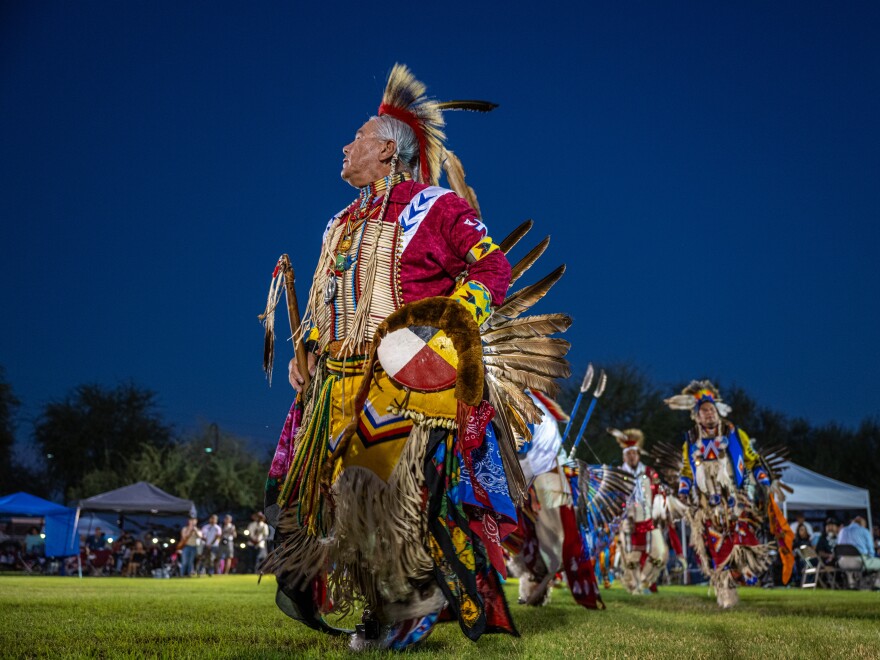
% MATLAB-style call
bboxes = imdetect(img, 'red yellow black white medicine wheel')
[377,325,458,392]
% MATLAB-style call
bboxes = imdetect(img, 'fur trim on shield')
[368,296,484,407]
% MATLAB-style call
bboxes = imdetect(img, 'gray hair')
[372,115,420,180]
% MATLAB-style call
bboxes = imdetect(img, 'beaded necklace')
[324,171,410,304]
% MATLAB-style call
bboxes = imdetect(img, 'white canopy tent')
[779,461,872,531]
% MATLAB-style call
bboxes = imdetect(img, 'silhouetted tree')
[33,383,173,500]
[0,367,20,491]
[125,425,268,513]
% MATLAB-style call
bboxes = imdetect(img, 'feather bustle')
[482,313,572,339]
[492,265,566,321]
[482,337,571,357]
[509,236,550,286]
[498,220,533,254]
[483,354,571,379]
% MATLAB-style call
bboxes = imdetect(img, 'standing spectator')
[200,515,222,576]
[245,512,269,573]
[815,518,839,565]
[178,516,202,577]
[218,515,236,575]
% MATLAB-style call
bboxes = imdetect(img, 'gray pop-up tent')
[780,461,873,530]
[77,481,196,517]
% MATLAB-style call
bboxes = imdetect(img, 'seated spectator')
[837,516,880,586]
[815,518,839,565]
[24,527,45,557]
[125,540,146,577]
[112,532,133,574]
[85,527,108,551]
[788,513,814,539]
[793,524,813,550]
[873,524,880,558]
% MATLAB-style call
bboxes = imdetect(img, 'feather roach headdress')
[378,63,497,189]
[607,428,645,454]
[664,380,732,418]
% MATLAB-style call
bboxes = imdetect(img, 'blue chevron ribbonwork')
[398,186,449,252]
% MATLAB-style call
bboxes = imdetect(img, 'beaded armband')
[450,280,492,324]
[467,235,501,262]
[303,326,320,354]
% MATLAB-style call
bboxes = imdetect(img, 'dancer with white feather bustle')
[259,64,573,650]
[607,428,681,595]
[662,381,792,608]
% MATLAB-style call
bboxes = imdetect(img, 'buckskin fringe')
[261,509,329,592]
[330,425,435,606]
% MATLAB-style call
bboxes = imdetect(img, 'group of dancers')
[258,64,793,650]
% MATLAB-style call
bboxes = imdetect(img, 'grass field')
[1,575,879,659]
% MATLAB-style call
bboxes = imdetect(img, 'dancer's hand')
[288,354,317,392]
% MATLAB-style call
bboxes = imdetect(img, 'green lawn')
[1,575,878,659]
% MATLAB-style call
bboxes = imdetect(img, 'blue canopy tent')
[0,492,79,557]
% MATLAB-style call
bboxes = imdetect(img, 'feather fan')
[576,462,635,535]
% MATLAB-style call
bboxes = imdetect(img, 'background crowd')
[0,511,272,578]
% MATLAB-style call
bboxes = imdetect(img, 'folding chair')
[794,545,821,588]
[834,544,867,589]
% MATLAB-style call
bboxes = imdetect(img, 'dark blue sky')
[2,1,878,452]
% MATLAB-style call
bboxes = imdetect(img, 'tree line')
[0,367,268,513]
[1,363,878,515]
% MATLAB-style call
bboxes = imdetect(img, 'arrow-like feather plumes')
[509,236,550,286]
[498,220,533,254]
[580,363,595,393]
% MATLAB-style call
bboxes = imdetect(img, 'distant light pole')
[207,422,219,455]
